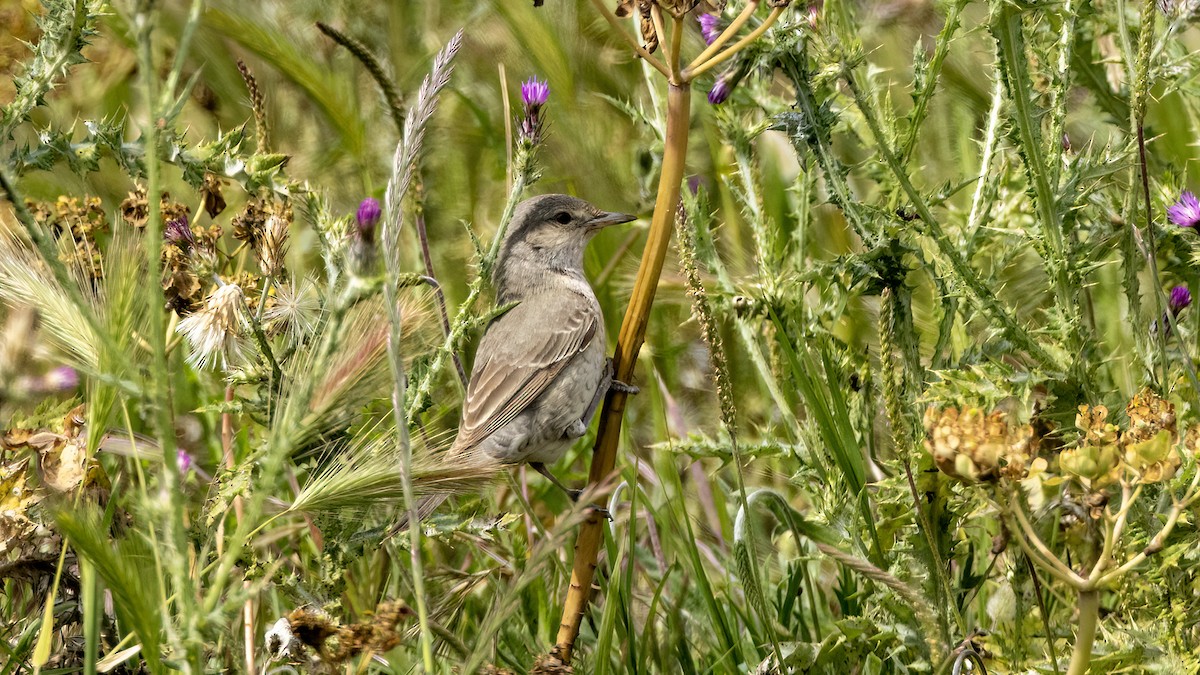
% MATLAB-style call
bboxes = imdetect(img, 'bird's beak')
[587,210,637,230]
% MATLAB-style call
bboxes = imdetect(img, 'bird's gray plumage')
[402,194,634,526]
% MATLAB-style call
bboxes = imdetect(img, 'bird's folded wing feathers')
[453,294,597,453]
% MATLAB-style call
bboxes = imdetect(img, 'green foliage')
[7,0,1200,672]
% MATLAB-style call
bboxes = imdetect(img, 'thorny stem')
[584,0,672,80]
[844,69,1066,372]
[416,212,468,388]
[243,291,281,383]
[556,82,691,661]
[683,7,785,80]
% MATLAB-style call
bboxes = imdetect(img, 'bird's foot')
[611,379,639,395]
[586,503,613,522]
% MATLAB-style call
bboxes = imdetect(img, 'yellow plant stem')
[585,0,672,79]
[686,0,759,72]
[1090,482,1140,578]
[555,82,691,661]
[650,3,671,77]
[1066,590,1100,675]
[1006,490,1086,587]
[683,7,786,80]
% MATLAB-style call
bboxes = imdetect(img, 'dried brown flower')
[639,1,660,52]
[284,601,414,664]
[231,198,268,245]
[923,406,1033,483]
[259,212,290,276]
[1123,388,1177,446]
[118,187,189,229]
[27,196,110,279]
[201,174,227,218]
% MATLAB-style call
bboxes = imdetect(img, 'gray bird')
[405,194,636,524]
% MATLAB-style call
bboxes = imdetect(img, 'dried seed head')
[1124,388,1176,446]
[922,406,1032,483]
[265,277,321,344]
[232,198,269,246]
[176,283,250,370]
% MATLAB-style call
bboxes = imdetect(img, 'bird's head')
[494,194,635,296]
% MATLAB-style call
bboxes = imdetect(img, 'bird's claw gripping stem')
[610,379,639,395]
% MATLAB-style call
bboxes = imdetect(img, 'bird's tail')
[386,445,497,535]
[388,493,451,536]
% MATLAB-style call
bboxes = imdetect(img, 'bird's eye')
[553,211,573,225]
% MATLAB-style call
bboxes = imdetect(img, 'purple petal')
[708,78,732,105]
[697,13,722,45]
[1170,285,1192,314]
[520,77,549,107]
[1168,191,1200,228]
[356,198,381,238]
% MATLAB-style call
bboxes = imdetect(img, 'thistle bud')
[356,198,381,242]
[165,215,195,251]
[259,214,290,277]
[518,77,550,145]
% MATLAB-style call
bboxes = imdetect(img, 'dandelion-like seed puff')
[176,282,251,370]
[265,277,321,345]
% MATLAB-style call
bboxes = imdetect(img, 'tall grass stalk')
[133,2,196,667]
[381,28,463,671]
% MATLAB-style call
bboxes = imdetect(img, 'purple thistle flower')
[165,215,194,250]
[1168,191,1200,228]
[708,77,732,105]
[521,77,550,109]
[697,13,723,45]
[518,76,550,145]
[44,366,78,392]
[176,449,194,474]
[356,198,381,241]
[1170,285,1192,315]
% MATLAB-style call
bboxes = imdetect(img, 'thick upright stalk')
[1067,590,1100,675]
[555,83,691,660]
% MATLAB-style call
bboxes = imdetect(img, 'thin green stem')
[135,2,196,668]
[584,0,672,79]
[899,0,966,165]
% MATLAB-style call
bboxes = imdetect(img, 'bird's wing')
[452,293,598,453]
